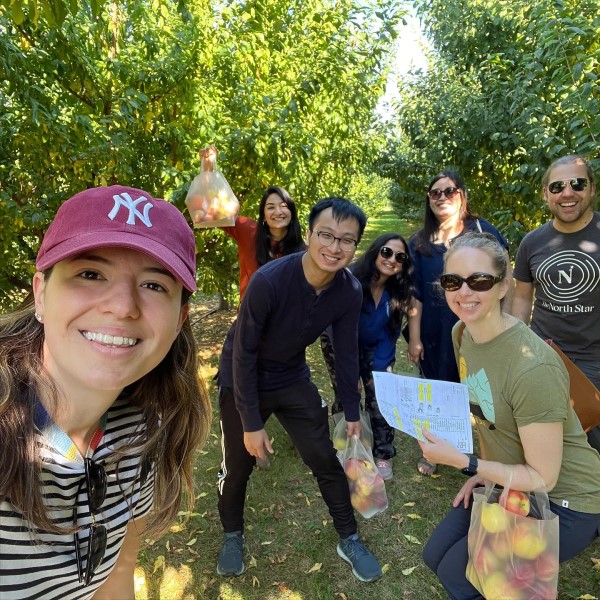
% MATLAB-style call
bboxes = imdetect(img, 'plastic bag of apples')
[466,475,559,600]
[185,146,239,228]
[337,434,388,519]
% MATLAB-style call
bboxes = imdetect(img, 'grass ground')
[133,209,599,599]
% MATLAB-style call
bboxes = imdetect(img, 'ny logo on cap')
[108,192,154,227]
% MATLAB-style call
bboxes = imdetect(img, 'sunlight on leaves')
[306,562,322,573]
[158,565,193,599]
[134,567,148,600]
[402,566,418,576]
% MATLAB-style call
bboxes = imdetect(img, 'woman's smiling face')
[443,246,508,327]
[33,247,188,398]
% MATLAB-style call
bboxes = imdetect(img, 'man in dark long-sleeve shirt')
[216,198,382,583]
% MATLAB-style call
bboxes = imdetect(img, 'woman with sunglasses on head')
[407,170,509,476]
[0,186,211,599]
[331,234,414,480]
[418,232,600,600]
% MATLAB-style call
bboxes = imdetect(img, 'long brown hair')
[0,289,211,537]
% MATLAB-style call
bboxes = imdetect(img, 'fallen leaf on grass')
[336,593,348,599]
[404,534,421,544]
[403,502,415,507]
[186,538,197,546]
[252,575,260,587]
[261,540,274,545]
[248,555,257,568]
[306,562,322,573]
[402,566,418,576]
[406,513,422,520]
[382,563,390,574]
[153,555,165,573]
[576,595,598,600]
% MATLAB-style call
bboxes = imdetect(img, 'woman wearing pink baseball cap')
[0,186,211,598]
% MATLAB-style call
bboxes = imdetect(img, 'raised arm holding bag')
[185,146,239,228]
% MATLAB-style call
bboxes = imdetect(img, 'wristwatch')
[461,454,478,477]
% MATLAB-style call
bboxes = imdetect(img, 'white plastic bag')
[338,436,388,519]
[185,146,239,228]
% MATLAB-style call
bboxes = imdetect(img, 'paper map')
[373,371,473,453]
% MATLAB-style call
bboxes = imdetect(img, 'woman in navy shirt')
[345,233,414,480]
[407,170,509,476]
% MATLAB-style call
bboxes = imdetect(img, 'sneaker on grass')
[375,458,393,480]
[217,531,244,576]
[337,533,382,582]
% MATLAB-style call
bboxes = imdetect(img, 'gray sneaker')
[337,533,382,582]
[217,531,244,576]
[375,458,393,480]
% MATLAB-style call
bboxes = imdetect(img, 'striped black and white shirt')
[0,398,154,599]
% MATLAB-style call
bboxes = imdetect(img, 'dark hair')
[308,197,367,241]
[254,186,305,266]
[350,233,414,333]
[412,170,475,256]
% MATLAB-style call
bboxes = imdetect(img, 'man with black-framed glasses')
[512,154,600,452]
[216,197,383,583]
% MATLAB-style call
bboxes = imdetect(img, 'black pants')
[217,380,357,538]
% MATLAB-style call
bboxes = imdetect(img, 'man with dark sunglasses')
[512,154,600,452]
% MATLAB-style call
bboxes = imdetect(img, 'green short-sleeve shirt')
[453,320,600,513]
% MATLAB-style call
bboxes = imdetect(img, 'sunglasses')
[428,187,461,201]
[379,246,408,263]
[547,178,588,194]
[440,272,504,292]
[74,458,108,586]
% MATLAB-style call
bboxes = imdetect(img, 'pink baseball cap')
[36,185,197,292]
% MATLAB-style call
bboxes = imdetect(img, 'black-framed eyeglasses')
[547,178,588,194]
[313,230,358,251]
[73,458,108,586]
[440,272,504,292]
[379,246,408,264]
[427,186,461,201]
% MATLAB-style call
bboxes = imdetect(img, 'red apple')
[500,490,530,517]
[473,544,503,576]
[508,560,536,589]
[534,551,558,582]
[528,581,557,599]
[344,458,362,480]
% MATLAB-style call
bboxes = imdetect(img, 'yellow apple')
[481,502,509,533]
[512,522,547,560]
